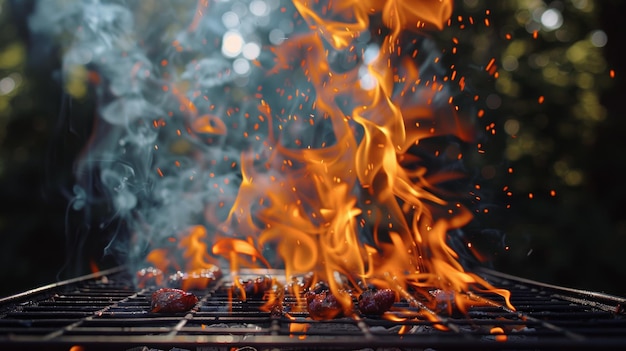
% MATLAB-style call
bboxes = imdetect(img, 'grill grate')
[1,267,625,350]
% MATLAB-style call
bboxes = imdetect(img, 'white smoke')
[28,0,292,266]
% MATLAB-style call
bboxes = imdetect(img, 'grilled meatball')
[239,275,273,298]
[305,289,352,320]
[358,288,396,315]
[168,267,221,290]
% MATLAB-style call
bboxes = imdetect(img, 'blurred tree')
[447,0,626,296]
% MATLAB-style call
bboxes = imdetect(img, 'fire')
[150,0,512,311]
[41,0,514,320]
[201,0,511,314]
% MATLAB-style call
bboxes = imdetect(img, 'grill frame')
[1,266,625,351]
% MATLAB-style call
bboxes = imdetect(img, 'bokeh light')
[221,31,244,58]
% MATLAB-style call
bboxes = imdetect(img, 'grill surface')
[1,267,625,350]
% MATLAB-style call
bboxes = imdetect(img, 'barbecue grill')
[1,267,624,350]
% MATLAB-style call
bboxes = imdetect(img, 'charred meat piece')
[305,289,352,320]
[358,288,396,315]
[240,275,273,298]
[168,267,221,290]
[136,267,164,288]
[151,288,198,313]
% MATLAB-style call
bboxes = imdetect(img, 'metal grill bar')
[1,267,625,350]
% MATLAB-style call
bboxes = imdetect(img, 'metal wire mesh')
[0,267,625,350]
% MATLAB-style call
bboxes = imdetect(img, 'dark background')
[1,0,625,298]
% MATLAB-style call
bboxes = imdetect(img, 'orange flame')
[293,0,453,51]
[191,115,227,135]
[144,0,513,319]
[287,314,310,339]
[89,260,100,274]
[146,225,220,290]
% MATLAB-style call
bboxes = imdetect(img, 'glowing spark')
[485,58,496,75]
